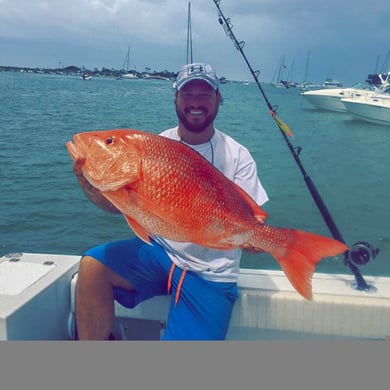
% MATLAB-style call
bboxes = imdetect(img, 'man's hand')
[72,159,121,214]
[72,157,85,177]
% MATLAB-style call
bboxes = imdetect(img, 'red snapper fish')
[66,129,348,300]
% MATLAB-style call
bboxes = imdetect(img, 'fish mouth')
[66,140,78,161]
[66,134,88,161]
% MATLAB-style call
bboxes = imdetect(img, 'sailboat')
[272,55,297,88]
[117,45,138,79]
[298,50,321,90]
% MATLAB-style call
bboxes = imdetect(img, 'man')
[74,63,268,340]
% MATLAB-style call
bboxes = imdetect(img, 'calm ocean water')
[1,71,389,279]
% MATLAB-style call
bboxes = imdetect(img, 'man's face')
[175,80,221,133]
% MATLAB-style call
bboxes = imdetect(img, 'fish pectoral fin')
[234,184,268,223]
[124,215,152,244]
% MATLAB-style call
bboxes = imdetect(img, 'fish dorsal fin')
[234,184,268,223]
[124,215,152,244]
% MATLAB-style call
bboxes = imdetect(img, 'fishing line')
[212,0,379,291]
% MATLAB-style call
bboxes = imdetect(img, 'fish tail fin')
[267,229,348,300]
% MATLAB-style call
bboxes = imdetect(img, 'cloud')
[0,0,389,83]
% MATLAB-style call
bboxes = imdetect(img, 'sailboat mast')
[126,45,130,72]
[277,55,285,82]
[121,45,131,72]
[186,2,193,64]
[303,50,311,84]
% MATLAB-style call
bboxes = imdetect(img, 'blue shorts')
[84,237,238,340]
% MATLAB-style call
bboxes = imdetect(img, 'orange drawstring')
[167,262,187,307]
[175,269,187,306]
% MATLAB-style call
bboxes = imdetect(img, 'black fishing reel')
[347,241,379,267]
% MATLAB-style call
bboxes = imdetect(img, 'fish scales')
[138,133,255,239]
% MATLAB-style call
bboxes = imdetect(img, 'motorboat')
[322,79,343,88]
[341,84,390,126]
[301,85,374,112]
[80,72,91,80]
[301,72,390,113]
[1,250,389,341]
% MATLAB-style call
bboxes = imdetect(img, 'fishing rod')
[212,0,379,291]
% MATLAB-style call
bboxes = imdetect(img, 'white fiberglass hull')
[302,88,374,113]
[2,252,390,340]
[341,95,390,126]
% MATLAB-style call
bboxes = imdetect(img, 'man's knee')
[77,255,135,291]
[77,255,109,283]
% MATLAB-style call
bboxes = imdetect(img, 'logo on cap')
[175,63,219,91]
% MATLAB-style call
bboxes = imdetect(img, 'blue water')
[1,71,389,279]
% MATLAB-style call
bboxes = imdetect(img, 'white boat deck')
[1,253,389,340]
[107,268,390,340]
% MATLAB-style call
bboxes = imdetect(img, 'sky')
[0,0,389,84]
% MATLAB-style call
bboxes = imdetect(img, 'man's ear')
[217,90,223,105]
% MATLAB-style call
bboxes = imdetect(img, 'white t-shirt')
[154,127,269,282]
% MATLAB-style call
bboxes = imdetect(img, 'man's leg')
[162,267,238,340]
[75,255,135,340]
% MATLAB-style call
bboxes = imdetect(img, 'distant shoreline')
[0,64,177,80]
[0,65,245,84]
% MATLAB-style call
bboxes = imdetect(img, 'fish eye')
[105,137,115,145]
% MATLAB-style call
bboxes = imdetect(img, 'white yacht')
[341,84,390,126]
[301,72,390,113]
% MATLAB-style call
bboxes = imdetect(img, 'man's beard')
[175,104,218,133]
